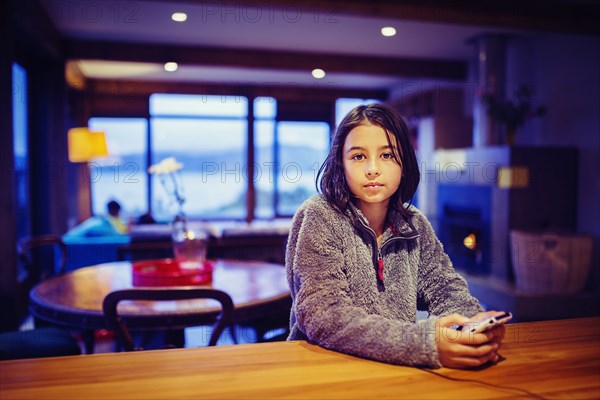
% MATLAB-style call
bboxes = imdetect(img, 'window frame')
[87,96,381,221]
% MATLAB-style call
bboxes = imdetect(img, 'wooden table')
[29,259,291,351]
[1,318,598,399]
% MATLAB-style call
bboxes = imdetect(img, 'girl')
[285,103,506,369]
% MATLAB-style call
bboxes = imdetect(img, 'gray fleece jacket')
[286,195,483,368]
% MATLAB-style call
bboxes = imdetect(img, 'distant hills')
[93,144,327,175]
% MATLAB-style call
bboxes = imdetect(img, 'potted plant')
[480,83,547,145]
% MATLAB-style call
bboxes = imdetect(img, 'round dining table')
[29,259,291,353]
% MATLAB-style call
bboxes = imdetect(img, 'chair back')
[103,288,234,351]
[18,235,67,280]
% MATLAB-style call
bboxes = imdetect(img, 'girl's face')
[342,122,402,212]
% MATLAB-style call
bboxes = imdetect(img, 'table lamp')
[68,127,109,162]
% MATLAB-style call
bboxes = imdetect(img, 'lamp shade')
[68,127,109,162]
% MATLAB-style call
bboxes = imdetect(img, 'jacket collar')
[347,202,419,241]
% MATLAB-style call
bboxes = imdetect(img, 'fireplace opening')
[463,233,477,250]
[437,184,492,276]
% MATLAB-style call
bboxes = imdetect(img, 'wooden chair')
[18,234,67,280]
[17,235,68,322]
[102,288,234,351]
[6,236,81,360]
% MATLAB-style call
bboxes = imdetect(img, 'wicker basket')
[510,230,593,294]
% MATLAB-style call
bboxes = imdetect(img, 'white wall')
[415,117,436,219]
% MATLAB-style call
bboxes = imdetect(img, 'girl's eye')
[381,152,394,160]
[351,154,366,161]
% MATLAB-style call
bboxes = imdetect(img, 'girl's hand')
[436,313,506,369]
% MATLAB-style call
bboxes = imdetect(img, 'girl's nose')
[366,161,380,177]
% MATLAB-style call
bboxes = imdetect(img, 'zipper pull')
[377,253,385,281]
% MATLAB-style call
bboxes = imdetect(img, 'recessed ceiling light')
[171,12,187,22]
[164,62,178,72]
[381,26,396,37]
[311,68,326,79]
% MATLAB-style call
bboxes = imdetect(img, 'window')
[254,97,277,218]
[335,98,381,127]
[150,94,248,220]
[254,98,330,217]
[13,63,30,248]
[275,121,329,215]
[86,96,382,221]
[88,118,148,220]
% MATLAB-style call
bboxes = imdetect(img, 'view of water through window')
[89,96,378,221]
[151,117,247,219]
[88,118,147,220]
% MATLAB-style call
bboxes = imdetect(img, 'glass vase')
[171,220,209,269]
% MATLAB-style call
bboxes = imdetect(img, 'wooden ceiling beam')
[64,40,467,81]
[149,0,600,35]
[83,78,389,103]
[13,0,63,59]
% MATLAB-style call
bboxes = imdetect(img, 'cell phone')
[458,312,513,334]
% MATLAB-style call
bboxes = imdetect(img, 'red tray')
[132,258,213,287]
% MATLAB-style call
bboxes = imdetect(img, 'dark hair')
[316,103,420,218]
[107,200,121,216]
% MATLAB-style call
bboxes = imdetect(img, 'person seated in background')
[136,211,157,225]
[64,200,128,238]
[106,200,128,234]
